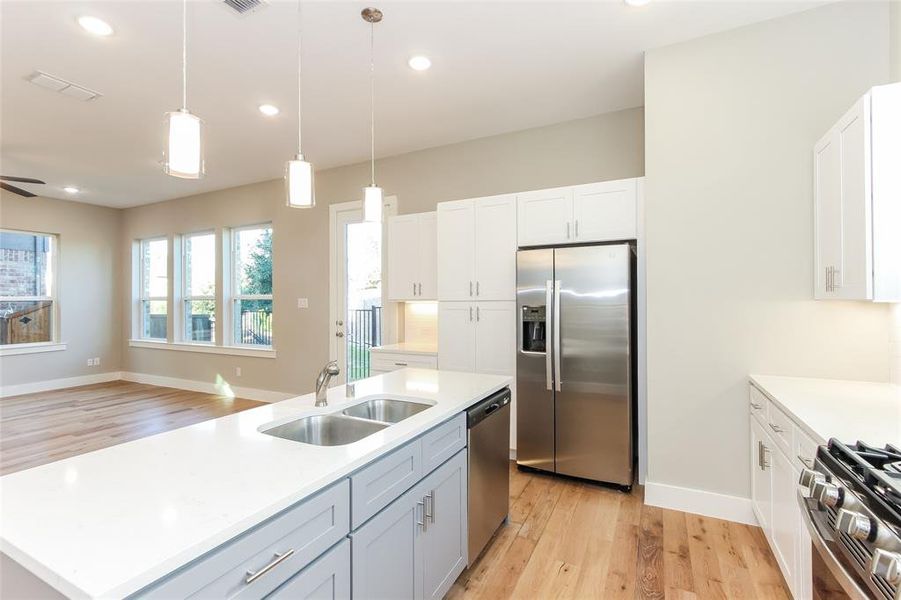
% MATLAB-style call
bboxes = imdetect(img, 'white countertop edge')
[1,373,512,599]
[371,343,438,356]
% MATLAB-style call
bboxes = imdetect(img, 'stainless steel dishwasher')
[467,387,511,563]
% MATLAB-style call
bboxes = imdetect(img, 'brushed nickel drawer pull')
[769,423,785,434]
[394,362,408,367]
[798,455,814,469]
[750,402,763,410]
[245,549,295,584]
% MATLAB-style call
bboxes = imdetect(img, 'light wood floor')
[449,464,790,600]
[0,380,264,476]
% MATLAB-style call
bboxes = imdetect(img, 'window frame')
[0,228,60,348]
[229,223,274,348]
[138,236,169,341]
[181,230,217,345]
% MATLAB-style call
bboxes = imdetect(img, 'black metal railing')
[240,310,272,346]
[347,306,382,382]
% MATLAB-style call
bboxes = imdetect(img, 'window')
[0,230,57,346]
[183,232,216,343]
[139,238,168,340]
[231,224,272,347]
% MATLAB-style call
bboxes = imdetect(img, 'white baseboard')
[509,448,517,460]
[0,371,122,398]
[644,480,757,526]
[119,372,294,403]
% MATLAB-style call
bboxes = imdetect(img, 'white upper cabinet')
[517,178,640,247]
[814,82,901,302]
[437,194,516,301]
[517,187,574,247]
[572,179,638,242]
[388,211,437,301]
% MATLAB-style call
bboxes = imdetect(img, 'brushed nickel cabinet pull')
[245,549,295,584]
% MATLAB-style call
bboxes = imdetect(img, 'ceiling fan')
[0,175,45,198]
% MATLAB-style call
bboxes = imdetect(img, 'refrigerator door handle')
[553,280,562,392]
[545,280,554,391]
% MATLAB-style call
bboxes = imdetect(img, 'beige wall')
[0,191,122,387]
[121,108,644,395]
[644,1,892,499]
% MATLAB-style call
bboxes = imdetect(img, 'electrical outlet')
[235,366,242,377]
[94,357,100,367]
[86,358,94,367]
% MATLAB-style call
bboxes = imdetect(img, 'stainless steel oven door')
[798,493,871,599]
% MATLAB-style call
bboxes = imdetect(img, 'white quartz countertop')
[0,369,511,599]
[371,342,438,355]
[749,374,901,446]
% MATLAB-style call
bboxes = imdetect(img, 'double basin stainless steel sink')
[261,398,432,446]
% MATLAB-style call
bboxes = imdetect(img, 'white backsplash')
[892,304,901,384]
[403,302,438,345]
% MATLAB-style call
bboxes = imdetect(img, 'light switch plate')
[297,298,309,309]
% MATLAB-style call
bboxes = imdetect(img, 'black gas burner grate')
[826,440,901,525]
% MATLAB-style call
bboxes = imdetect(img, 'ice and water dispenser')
[521,305,547,353]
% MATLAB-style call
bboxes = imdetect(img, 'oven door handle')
[797,493,871,600]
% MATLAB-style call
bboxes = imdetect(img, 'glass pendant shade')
[285,154,314,208]
[164,109,204,179]
[363,185,383,222]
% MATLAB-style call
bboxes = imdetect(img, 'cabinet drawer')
[767,403,793,457]
[351,440,423,529]
[136,480,350,599]
[421,414,467,475]
[266,539,350,600]
[793,426,819,471]
[749,384,768,424]
[371,352,438,372]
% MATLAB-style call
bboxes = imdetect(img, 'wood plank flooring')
[449,464,791,600]
[0,381,264,476]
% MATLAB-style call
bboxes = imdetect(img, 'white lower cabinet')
[351,448,468,600]
[749,383,818,600]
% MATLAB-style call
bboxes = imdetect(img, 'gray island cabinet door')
[266,539,349,600]
[350,484,424,600]
[421,449,468,600]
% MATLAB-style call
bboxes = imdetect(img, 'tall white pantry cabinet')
[814,82,901,302]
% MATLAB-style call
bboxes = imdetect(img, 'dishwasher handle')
[467,388,511,428]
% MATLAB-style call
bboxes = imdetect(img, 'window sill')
[0,342,67,357]
[128,340,276,358]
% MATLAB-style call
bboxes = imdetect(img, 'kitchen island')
[0,369,511,599]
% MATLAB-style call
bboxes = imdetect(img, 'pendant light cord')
[297,0,303,154]
[182,0,187,110]
[369,19,375,187]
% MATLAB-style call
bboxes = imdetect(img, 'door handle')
[417,282,422,296]
[417,499,426,531]
[476,306,480,321]
[575,219,579,238]
[425,491,435,524]
[476,281,480,296]
[545,280,553,391]
[469,306,473,322]
[484,402,500,416]
[413,282,416,296]
[469,281,473,297]
[553,280,562,392]
[565,222,570,239]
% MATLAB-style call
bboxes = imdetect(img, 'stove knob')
[798,468,825,493]
[871,549,901,585]
[836,509,872,540]
[812,481,841,508]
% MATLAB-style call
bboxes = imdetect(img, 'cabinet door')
[572,179,637,242]
[351,487,423,600]
[417,212,438,300]
[474,302,516,376]
[420,449,468,600]
[437,302,476,372]
[750,419,773,535]
[474,195,516,301]
[516,187,573,247]
[437,200,475,301]
[388,215,421,301]
[770,450,799,596]
[836,98,873,300]
[267,539,350,600]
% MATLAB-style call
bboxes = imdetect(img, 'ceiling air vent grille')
[223,0,266,15]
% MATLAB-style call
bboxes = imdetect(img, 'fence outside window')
[347,306,381,382]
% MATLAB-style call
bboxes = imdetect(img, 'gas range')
[799,440,901,599]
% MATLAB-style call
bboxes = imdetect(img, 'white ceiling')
[1,0,824,208]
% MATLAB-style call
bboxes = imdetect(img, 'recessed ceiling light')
[624,0,651,6]
[408,56,431,71]
[63,186,80,194]
[77,16,114,37]
[258,104,280,117]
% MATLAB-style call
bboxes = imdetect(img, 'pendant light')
[286,0,315,208]
[361,7,383,222]
[164,0,204,179]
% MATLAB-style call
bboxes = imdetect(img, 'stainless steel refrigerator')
[516,242,635,488]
